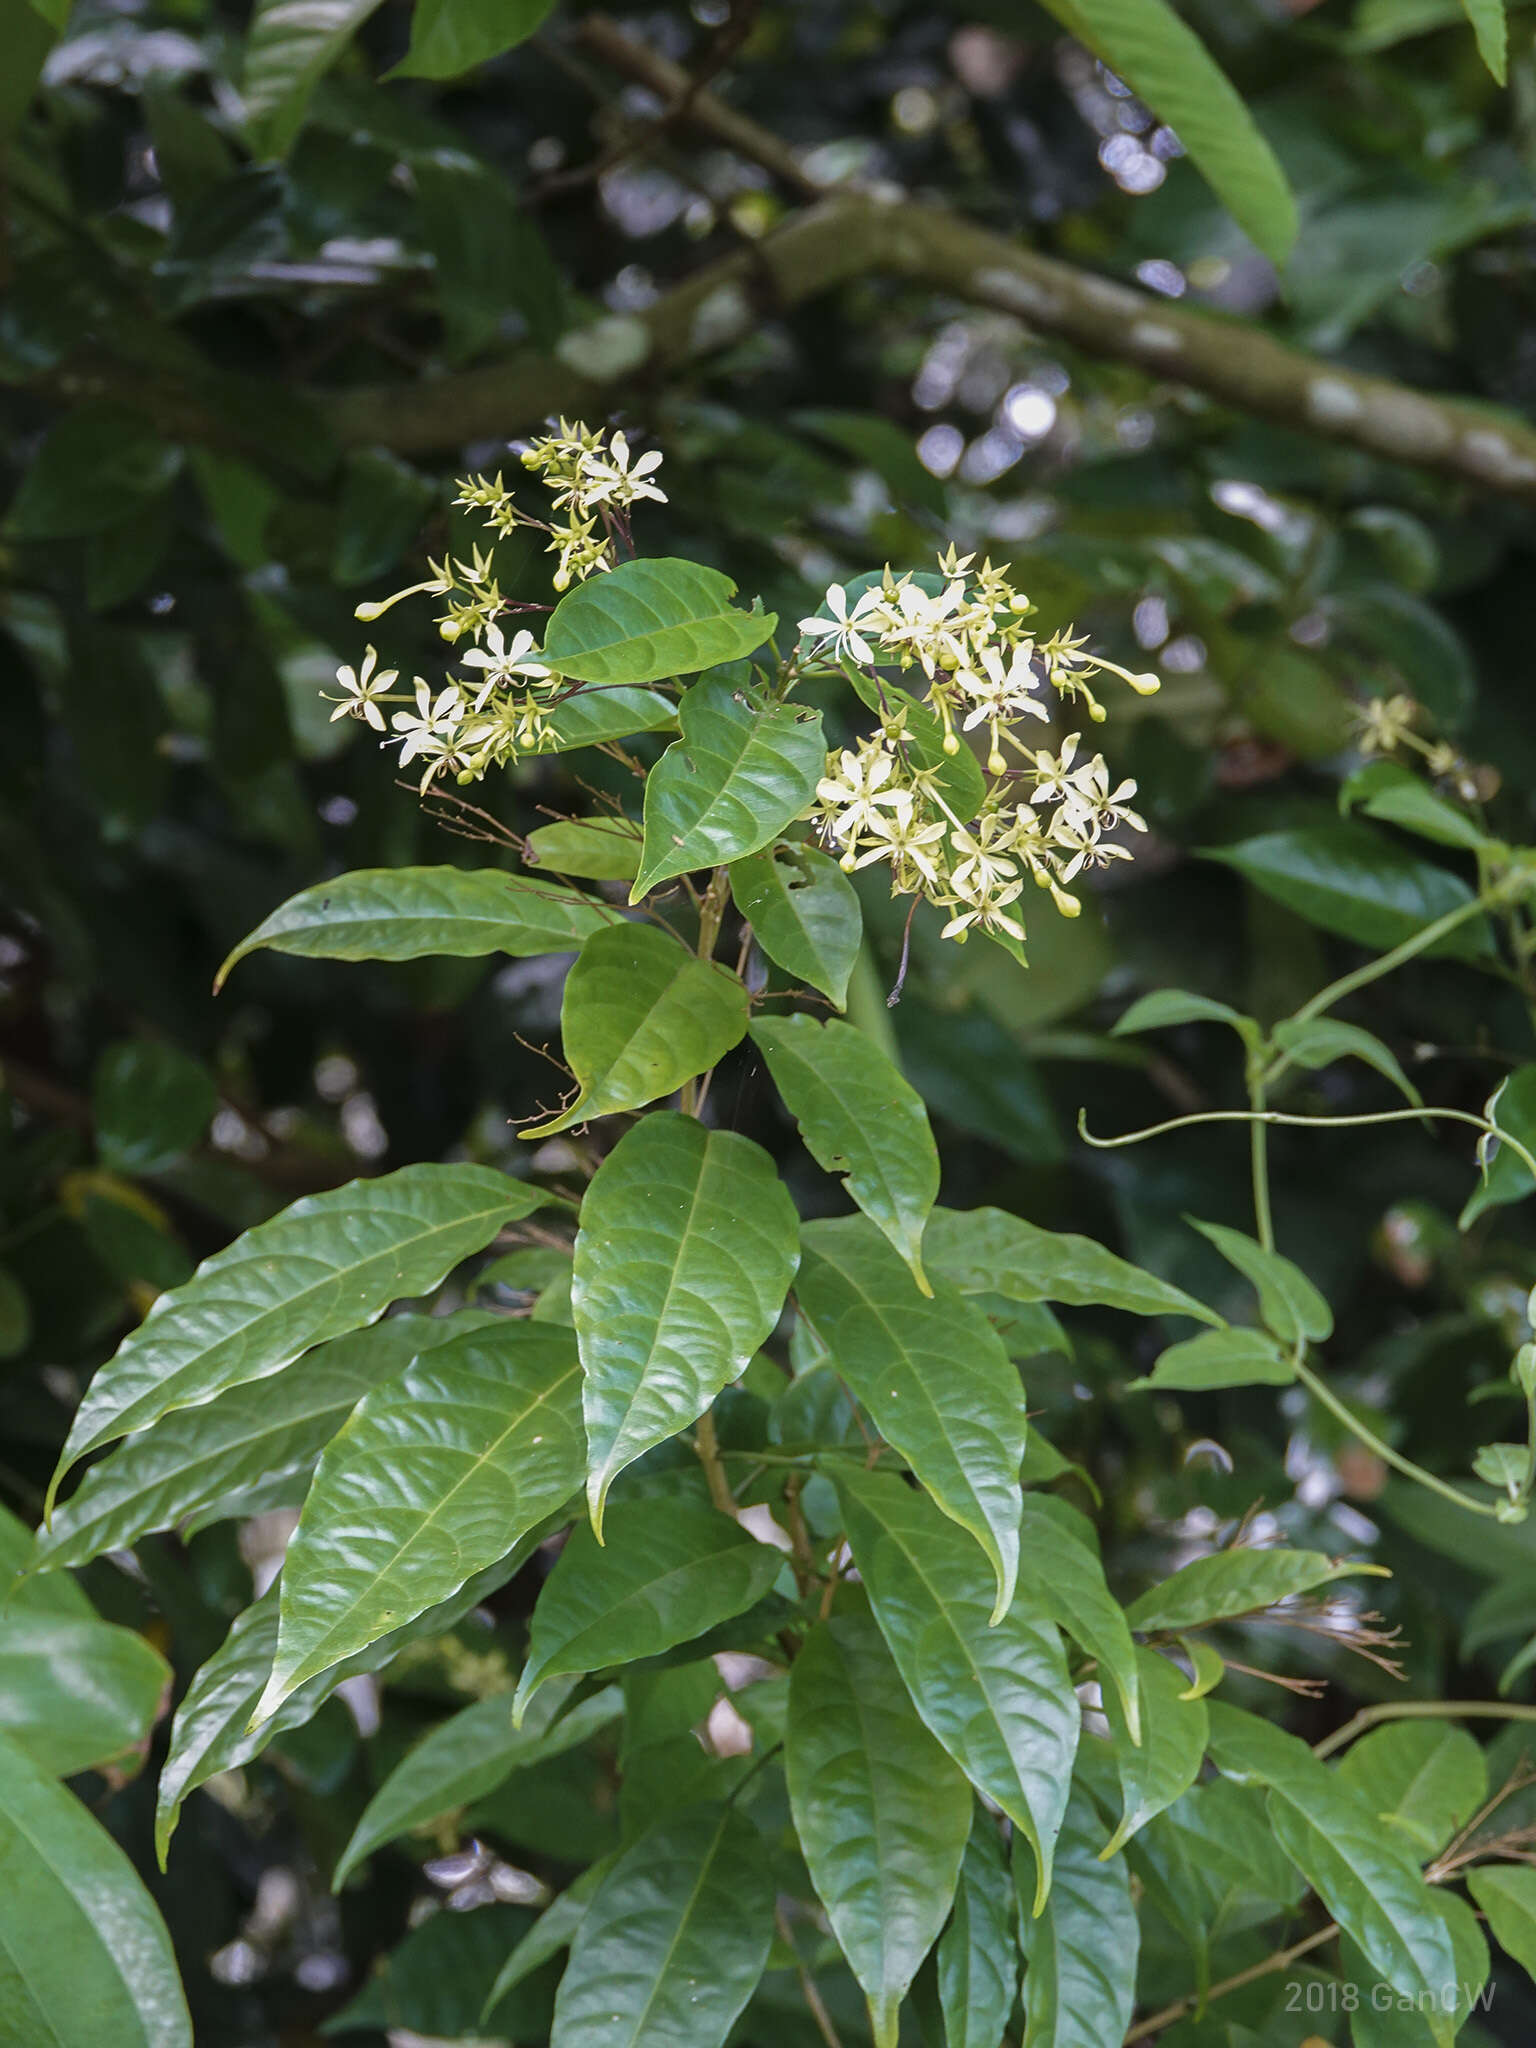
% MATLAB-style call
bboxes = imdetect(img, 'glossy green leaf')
[728,841,861,1008]
[0,1730,191,2046]
[549,1802,773,2048]
[752,1014,937,1292]
[1337,1719,1487,1856]
[482,1870,607,2018]
[93,1041,217,1174]
[1203,824,1492,959]
[256,1321,585,1718]
[1188,1219,1333,1343]
[837,1467,1079,1910]
[327,1902,555,2041]
[1017,1494,1140,1745]
[0,1612,169,1776]
[514,1497,783,1718]
[1014,1781,1138,2048]
[801,1216,1027,1618]
[1340,758,1491,853]
[334,1682,621,1887]
[48,1164,535,1504]
[522,925,749,1139]
[1111,989,1258,1043]
[1343,1888,1488,2048]
[1207,1702,1457,2037]
[392,0,557,80]
[156,1544,533,1862]
[37,1313,499,1571]
[1099,1649,1207,1856]
[216,866,614,986]
[787,1602,971,2047]
[526,816,642,881]
[1463,0,1510,82]
[530,686,678,753]
[1176,1634,1225,1699]
[571,1113,797,1525]
[1468,1864,1536,1974]
[922,1206,1219,1324]
[838,659,987,825]
[243,0,383,158]
[633,672,824,896]
[1129,1327,1295,1392]
[1271,1016,1423,1106]
[937,1812,1018,2048]
[1126,1546,1382,1633]
[542,559,776,687]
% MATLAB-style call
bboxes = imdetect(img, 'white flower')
[327,645,398,730]
[851,792,948,887]
[577,431,667,508]
[1029,735,1094,809]
[459,624,550,709]
[815,743,906,843]
[391,680,466,787]
[799,583,882,668]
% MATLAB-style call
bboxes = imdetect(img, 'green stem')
[1291,1354,1500,1520]
[693,1410,736,1514]
[1077,1104,1536,1185]
[1249,1075,1275,1253]
[1289,892,1497,1028]
[1313,1699,1536,1761]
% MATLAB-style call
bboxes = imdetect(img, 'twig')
[1124,1923,1339,2043]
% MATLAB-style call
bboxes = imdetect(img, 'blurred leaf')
[791,410,946,516]
[0,1612,169,1776]
[1462,0,1510,82]
[416,152,566,355]
[1467,1865,1536,1975]
[1339,759,1491,854]
[93,1041,217,1175]
[392,0,558,80]
[325,1902,555,2039]
[0,0,64,143]
[332,448,435,584]
[1325,587,1478,725]
[244,0,385,159]
[7,406,182,540]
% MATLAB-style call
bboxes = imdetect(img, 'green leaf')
[1035,0,1296,263]
[48,1164,536,1504]
[923,1207,1220,1324]
[216,866,615,987]
[729,842,861,1009]
[801,1216,1027,1619]
[1176,1635,1225,1699]
[482,1871,606,2018]
[243,0,384,159]
[839,660,987,825]
[334,1682,621,1888]
[332,446,437,586]
[1014,1781,1138,2048]
[787,1601,972,2047]
[1468,1864,1536,1974]
[0,1613,170,1776]
[0,0,61,144]
[392,0,557,80]
[415,152,566,358]
[514,1498,784,1719]
[751,1014,937,1292]
[1207,1704,1458,2042]
[837,1467,1080,1911]
[526,816,642,881]
[1461,1064,1536,1226]
[1130,1327,1295,1392]
[1126,1547,1382,1633]
[522,924,750,1139]
[938,1813,1018,2048]
[1463,0,1510,82]
[1111,989,1258,1043]
[529,686,678,753]
[1016,1495,1140,1745]
[0,1731,191,2046]
[791,409,948,515]
[35,1313,501,1571]
[1188,1219,1333,1343]
[327,1902,556,2041]
[1337,1720,1487,1857]
[1099,1649,1208,1857]
[632,671,823,897]
[1203,824,1492,959]
[542,559,776,687]
[156,1544,534,1862]
[571,1113,798,1526]
[1271,1017,1423,1107]
[1343,1889,1488,2048]
[93,1041,217,1174]
[6,405,182,540]
[549,1802,773,2048]
[1,1506,91,1619]
[1340,758,1492,854]
[255,1321,585,1719]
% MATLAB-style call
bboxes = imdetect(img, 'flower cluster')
[799,554,1156,945]
[327,422,666,789]
[1353,692,1495,806]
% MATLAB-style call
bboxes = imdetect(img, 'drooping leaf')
[937,1811,1019,2048]
[526,816,642,881]
[1340,757,1493,853]
[752,1014,938,1292]
[514,1497,784,1718]
[255,1322,585,1719]
[1203,824,1492,959]
[632,671,824,896]
[216,866,614,987]
[801,1216,1027,1618]
[48,1164,537,1504]
[1111,989,1259,1044]
[0,1730,192,2047]
[549,1802,774,2048]
[522,925,750,1138]
[243,0,384,159]
[786,1601,972,2047]
[922,1206,1219,1324]
[542,559,776,687]
[837,1467,1080,1910]
[1099,1649,1208,1857]
[92,1041,217,1174]
[570,1113,798,1526]
[1188,1219,1333,1343]
[1014,1781,1139,2048]
[1468,1864,1536,1975]
[1017,1494,1140,1745]
[1337,1719,1487,1857]
[728,841,861,1009]
[1126,1547,1383,1634]
[392,0,558,80]
[334,1682,622,1887]
[1129,1327,1295,1392]
[0,1612,170,1777]
[1462,0,1510,82]
[1206,1702,1458,2037]
[1271,1016,1424,1106]
[36,1313,500,1571]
